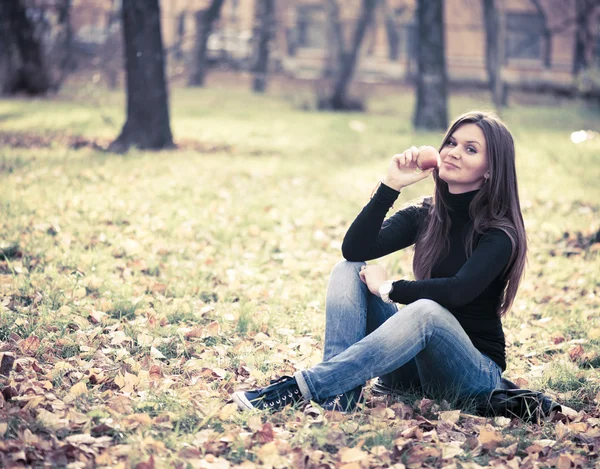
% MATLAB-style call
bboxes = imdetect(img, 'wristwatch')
[379,280,395,304]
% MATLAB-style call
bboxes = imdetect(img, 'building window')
[505,12,544,60]
[296,4,326,49]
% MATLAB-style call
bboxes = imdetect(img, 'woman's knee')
[407,299,454,327]
[329,260,365,281]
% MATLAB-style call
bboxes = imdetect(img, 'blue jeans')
[294,261,502,403]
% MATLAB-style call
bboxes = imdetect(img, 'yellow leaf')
[114,372,126,389]
[557,454,574,469]
[73,287,87,299]
[441,443,464,459]
[439,410,461,425]
[137,333,153,347]
[0,422,7,435]
[219,403,238,420]
[588,328,600,340]
[339,447,369,464]
[69,381,87,397]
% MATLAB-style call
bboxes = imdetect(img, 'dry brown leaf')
[18,336,40,355]
[135,455,155,469]
[568,344,585,361]
[556,453,573,469]
[253,423,274,444]
[339,446,370,464]
[0,353,15,376]
[205,321,221,337]
[478,426,503,450]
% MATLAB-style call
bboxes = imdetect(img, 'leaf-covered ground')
[1,84,599,468]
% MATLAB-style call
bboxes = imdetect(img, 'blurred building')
[67,0,599,90]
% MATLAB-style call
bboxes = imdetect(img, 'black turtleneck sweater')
[342,183,511,371]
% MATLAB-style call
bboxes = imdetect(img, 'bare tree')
[0,0,51,94]
[529,0,552,68]
[57,0,73,80]
[189,0,225,87]
[573,0,598,75]
[381,0,402,60]
[482,0,507,109]
[413,0,447,130]
[252,0,275,93]
[321,0,379,110]
[109,0,173,152]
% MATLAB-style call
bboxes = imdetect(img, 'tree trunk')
[188,0,225,87]
[482,0,507,109]
[0,0,51,95]
[252,0,275,93]
[381,0,401,60]
[57,0,73,82]
[413,0,447,130]
[528,0,552,68]
[109,0,173,152]
[329,0,378,110]
[572,0,595,75]
[322,0,345,79]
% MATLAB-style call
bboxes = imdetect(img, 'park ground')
[1,77,600,467]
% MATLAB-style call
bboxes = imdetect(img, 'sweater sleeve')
[389,229,513,308]
[341,183,426,261]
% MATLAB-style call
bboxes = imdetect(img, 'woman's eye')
[467,146,477,153]
[446,141,456,146]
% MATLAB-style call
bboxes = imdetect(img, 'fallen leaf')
[569,344,585,361]
[0,353,15,376]
[439,410,461,425]
[19,336,40,355]
[339,446,370,464]
[135,455,155,469]
[478,426,503,450]
[556,453,574,469]
[69,382,87,398]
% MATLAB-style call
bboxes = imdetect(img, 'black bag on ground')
[477,378,562,423]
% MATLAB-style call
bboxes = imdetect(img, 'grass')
[0,79,599,467]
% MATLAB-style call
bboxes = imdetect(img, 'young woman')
[232,111,527,412]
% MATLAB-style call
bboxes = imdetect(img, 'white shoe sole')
[232,392,256,411]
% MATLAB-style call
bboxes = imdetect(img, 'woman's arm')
[341,183,425,261]
[342,148,437,261]
[389,229,513,307]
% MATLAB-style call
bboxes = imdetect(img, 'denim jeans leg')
[322,260,397,362]
[366,293,422,393]
[294,299,501,402]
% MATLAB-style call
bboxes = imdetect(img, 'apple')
[416,146,441,170]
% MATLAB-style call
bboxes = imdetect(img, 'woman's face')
[438,123,490,194]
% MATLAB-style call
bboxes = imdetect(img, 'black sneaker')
[232,376,305,411]
[319,386,364,413]
[371,379,396,396]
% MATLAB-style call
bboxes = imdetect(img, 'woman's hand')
[359,264,388,297]
[383,146,436,192]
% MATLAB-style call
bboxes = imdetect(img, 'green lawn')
[1,83,599,468]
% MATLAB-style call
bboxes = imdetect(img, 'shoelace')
[259,388,300,409]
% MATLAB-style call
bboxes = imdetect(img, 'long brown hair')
[413,111,527,316]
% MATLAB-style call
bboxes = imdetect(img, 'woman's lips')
[443,161,460,169]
